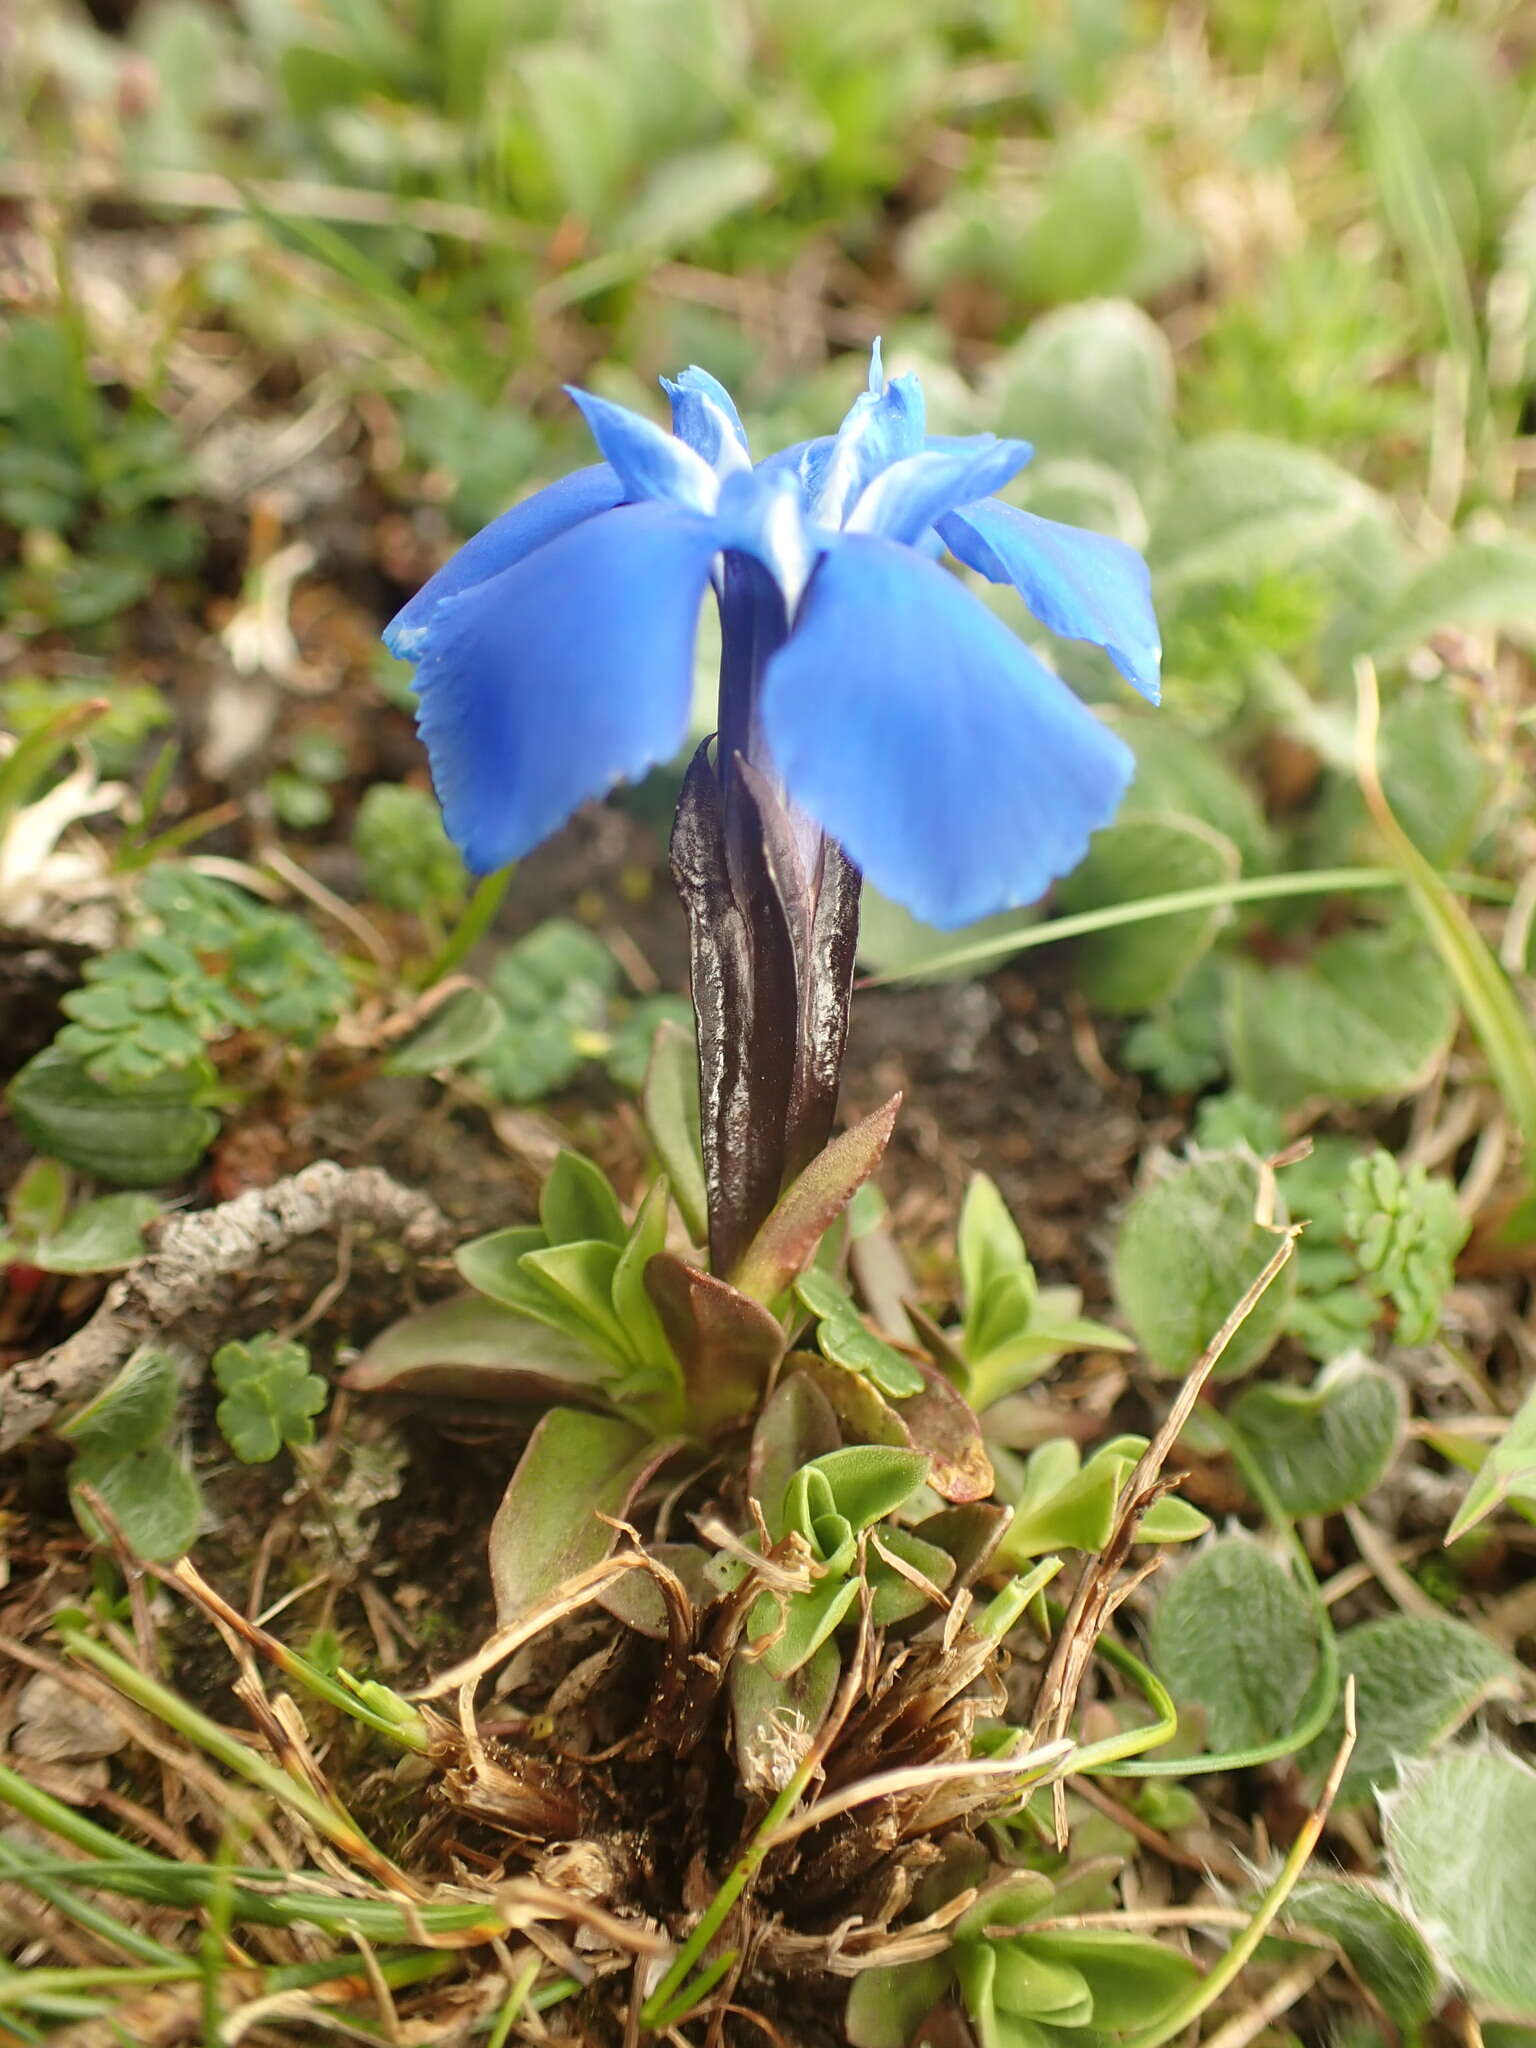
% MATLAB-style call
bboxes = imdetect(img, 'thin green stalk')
[422,864,512,986]
[0,1965,197,2007]
[1119,1682,1357,2048]
[1098,1416,1340,1778]
[1357,660,1536,1167]
[861,864,1513,987]
[639,1748,822,2030]
[0,1760,162,1865]
[53,1619,409,1884]
[0,1857,503,1941]
[1069,1631,1179,1775]
[0,1839,181,1964]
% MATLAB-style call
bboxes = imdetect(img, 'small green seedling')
[213,1333,329,1463]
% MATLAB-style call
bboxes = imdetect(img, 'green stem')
[1095,1416,1340,1778]
[422,866,512,986]
[861,864,1513,987]
[1069,1630,1179,1774]
[54,1621,409,1883]
[639,1749,821,2031]
[1118,1684,1355,2048]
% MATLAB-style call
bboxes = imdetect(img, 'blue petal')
[409,502,719,872]
[845,439,1032,547]
[715,467,817,611]
[760,535,1135,929]
[662,366,751,468]
[566,387,720,512]
[815,370,927,527]
[939,498,1161,703]
[383,464,623,656]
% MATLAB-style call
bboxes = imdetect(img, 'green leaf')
[343,1292,613,1405]
[1231,1354,1404,1515]
[644,1253,786,1437]
[733,1095,900,1303]
[1363,536,1536,665]
[7,1047,219,1186]
[1056,814,1241,1014]
[846,1956,952,2048]
[519,1240,632,1359]
[8,1158,69,1242]
[959,1173,1033,1358]
[539,1151,628,1250]
[1300,1615,1522,1808]
[989,298,1175,485]
[211,1334,328,1464]
[1377,683,1496,866]
[59,1345,180,1457]
[609,1177,679,1392]
[472,921,617,1105]
[1150,1533,1321,1754]
[69,1443,201,1561]
[1446,1381,1536,1543]
[1227,925,1457,1110]
[603,994,694,1092]
[1386,1747,1536,2019]
[1112,1151,1293,1378]
[748,1374,841,1539]
[32,1193,159,1274]
[793,1446,929,1537]
[641,1018,707,1244]
[1286,1882,1438,2034]
[868,1526,955,1626]
[855,884,1038,983]
[617,142,774,255]
[383,986,504,1074]
[796,1270,926,1401]
[998,1439,1122,1561]
[1342,1149,1468,1345]
[1020,1928,1199,2029]
[751,1566,862,1680]
[989,1941,1093,2023]
[731,1636,841,1798]
[1149,434,1398,598]
[487,1409,671,1629]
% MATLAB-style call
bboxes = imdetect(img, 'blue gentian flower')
[385,346,1159,930]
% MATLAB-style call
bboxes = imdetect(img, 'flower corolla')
[384,346,1159,929]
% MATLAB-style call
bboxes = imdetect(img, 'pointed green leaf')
[343,1293,613,1404]
[487,1409,677,1628]
[539,1151,627,1249]
[1447,1381,1536,1542]
[519,1240,633,1359]
[610,1177,679,1379]
[641,1019,707,1245]
[733,1095,901,1303]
